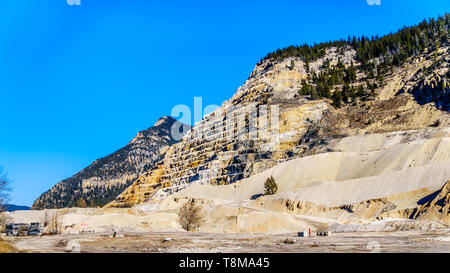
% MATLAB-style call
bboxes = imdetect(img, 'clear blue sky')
[0,0,448,206]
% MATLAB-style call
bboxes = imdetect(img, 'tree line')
[261,14,449,108]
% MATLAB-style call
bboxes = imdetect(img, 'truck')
[5,223,43,236]
[27,223,43,236]
[5,223,29,236]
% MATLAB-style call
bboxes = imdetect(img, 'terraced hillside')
[108,15,449,210]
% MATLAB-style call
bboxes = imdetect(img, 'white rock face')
[174,127,450,211]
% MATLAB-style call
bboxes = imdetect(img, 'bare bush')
[47,210,62,235]
[0,167,10,212]
[177,200,203,232]
[0,214,10,234]
[0,167,10,234]
[43,211,49,228]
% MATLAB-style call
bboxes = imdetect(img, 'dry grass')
[0,238,19,253]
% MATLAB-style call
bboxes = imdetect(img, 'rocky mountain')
[32,116,188,209]
[106,13,450,228]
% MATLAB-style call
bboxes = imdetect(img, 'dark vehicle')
[5,223,30,236]
[27,223,43,236]
[5,223,17,236]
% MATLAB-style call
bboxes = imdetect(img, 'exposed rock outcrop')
[412,180,450,222]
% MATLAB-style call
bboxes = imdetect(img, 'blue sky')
[0,0,448,206]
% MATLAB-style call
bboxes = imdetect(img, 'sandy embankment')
[170,128,450,227]
[3,128,449,235]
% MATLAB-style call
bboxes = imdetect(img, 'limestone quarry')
[102,43,449,235]
[2,17,450,253]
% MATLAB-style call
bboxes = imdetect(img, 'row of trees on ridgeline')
[260,14,449,108]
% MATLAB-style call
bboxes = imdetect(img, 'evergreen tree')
[299,80,311,96]
[264,176,278,195]
[357,85,366,99]
[332,91,343,108]
[310,87,319,100]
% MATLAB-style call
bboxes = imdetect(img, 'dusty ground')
[0,239,19,253]
[2,230,450,253]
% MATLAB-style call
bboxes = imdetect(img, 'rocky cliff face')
[32,116,187,209]
[108,17,449,208]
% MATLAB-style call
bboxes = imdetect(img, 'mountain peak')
[154,116,177,127]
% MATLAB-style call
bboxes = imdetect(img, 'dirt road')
[3,230,450,253]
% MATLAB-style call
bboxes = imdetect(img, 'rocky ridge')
[32,116,186,209]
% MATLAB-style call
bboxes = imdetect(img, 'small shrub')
[76,198,87,208]
[46,210,62,235]
[0,214,9,234]
[177,201,203,232]
[264,176,278,195]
